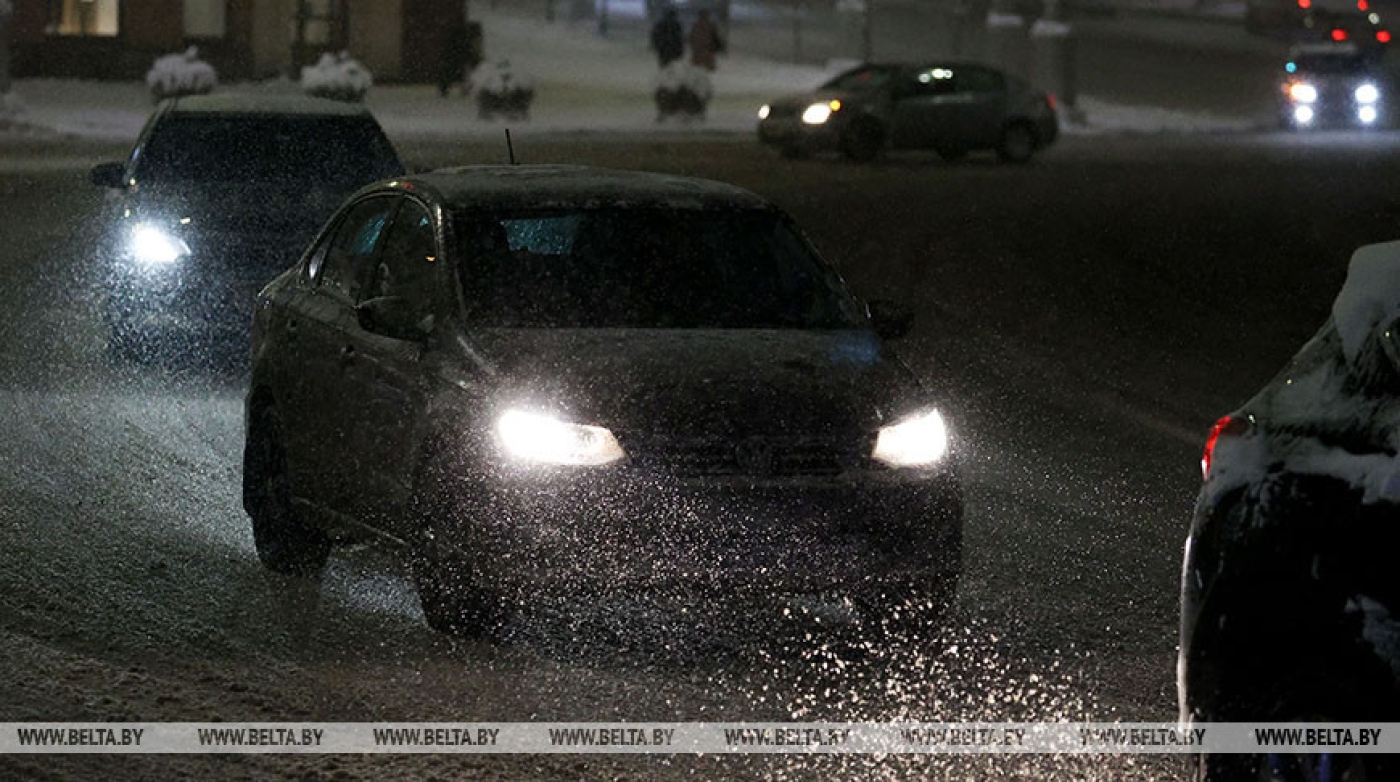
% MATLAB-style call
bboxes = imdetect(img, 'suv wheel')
[243,405,330,577]
[410,458,507,638]
[997,122,1037,164]
[841,118,884,162]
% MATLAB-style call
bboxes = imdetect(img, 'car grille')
[627,436,871,477]
[767,105,799,121]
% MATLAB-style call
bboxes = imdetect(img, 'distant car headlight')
[758,104,771,120]
[1289,82,1319,104]
[802,102,835,125]
[496,410,625,466]
[1356,83,1381,104]
[130,225,190,267]
[872,410,949,468]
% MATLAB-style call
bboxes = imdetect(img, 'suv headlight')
[1289,82,1318,104]
[496,410,625,466]
[872,410,949,467]
[130,225,190,267]
[1356,83,1380,104]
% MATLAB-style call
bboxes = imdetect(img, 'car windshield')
[821,65,898,91]
[133,115,402,184]
[454,207,866,329]
[1291,54,1371,75]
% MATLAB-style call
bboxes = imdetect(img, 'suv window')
[319,197,397,301]
[365,201,441,316]
[957,67,1004,94]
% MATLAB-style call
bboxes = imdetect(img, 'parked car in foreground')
[90,93,403,361]
[1182,240,1400,779]
[243,165,964,639]
[757,62,1059,162]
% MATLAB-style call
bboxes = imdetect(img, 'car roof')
[401,165,773,211]
[166,92,373,118]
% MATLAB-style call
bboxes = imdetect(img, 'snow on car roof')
[167,92,372,117]
[409,165,773,211]
[1333,239,1400,366]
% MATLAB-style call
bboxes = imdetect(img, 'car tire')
[409,454,507,639]
[243,404,331,577]
[996,122,1037,164]
[840,118,884,162]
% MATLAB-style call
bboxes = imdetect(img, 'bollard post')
[1030,0,1081,124]
[985,0,1028,80]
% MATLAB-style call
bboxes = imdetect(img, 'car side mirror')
[89,162,126,189]
[357,296,432,342]
[868,299,915,340]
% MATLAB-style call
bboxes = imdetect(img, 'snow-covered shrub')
[654,61,712,121]
[301,51,373,103]
[146,47,218,103]
[474,60,535,121]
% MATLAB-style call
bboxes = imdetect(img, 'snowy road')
[3,131,1399,778]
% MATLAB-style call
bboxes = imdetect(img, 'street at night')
[2,127,1398,778]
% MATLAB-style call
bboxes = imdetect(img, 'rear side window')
[319,197,397,301]
[957,68,1004,94]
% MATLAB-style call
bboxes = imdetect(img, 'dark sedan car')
[89,93,403,361]
[758,62,1059,162]
[243,165,964,639]
[1182,241,1400,779]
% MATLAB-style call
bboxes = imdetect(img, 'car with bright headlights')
[757,62,1058,163]
[1278,43,1388,129]
[243,165,964,640]
[1182,241,1400,779]
[89,93,403,361]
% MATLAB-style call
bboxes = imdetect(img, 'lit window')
[47,0,121,37]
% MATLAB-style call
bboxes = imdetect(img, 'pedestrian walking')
[688,9,724,71]
[650,7,684,68]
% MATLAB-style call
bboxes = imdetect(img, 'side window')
[319,197,396,301]
[365,201,440,313]
[957,68,1004,94]
[905,67,956,97]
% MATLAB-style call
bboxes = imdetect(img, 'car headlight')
[872,410,949,468]
[130,225,190,267]
[758,104,771,120]
[496,410,625,466]
[1356,83,1380,104]
[802,102,835,125]
[1289,82,1318,104]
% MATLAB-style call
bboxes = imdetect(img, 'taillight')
[1379,30,1392,43]
[1332,28,1349,41]
[1047,93,1058,112]
[1299,0,1311,7]
[1201,415,1248,481]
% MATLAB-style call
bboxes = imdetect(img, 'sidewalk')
[0,5,1260,145]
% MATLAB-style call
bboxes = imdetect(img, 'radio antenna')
[505,129,518,165]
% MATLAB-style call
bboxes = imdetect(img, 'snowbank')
[656,62,713,103]
[146,47,217,102]
[1333,240,1400,367]
[301,52,372,103]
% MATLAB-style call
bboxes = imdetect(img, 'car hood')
[769,89,870,112]
[460,328,926,438]
[126,180,353,243]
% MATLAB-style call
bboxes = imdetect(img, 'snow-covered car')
[1181,240,1400,778]
[1278,43,1389,129]
[89,93,403,361]
[243,165,964,640]
[757,62,1058,163]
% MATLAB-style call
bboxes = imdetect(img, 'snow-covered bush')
[654,61,712,121]
[301,51,373,103]
[146,47,218,103]
[474,60,535,121]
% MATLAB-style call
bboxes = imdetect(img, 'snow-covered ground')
[0,5,1259,142]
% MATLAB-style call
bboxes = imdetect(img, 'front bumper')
[758,116,842,152]
[439,465,963,597]
[103,257,285,341]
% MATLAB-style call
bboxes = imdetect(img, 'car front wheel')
[410,457,508,639]
[841,118,884,162]
[243,404,330,577]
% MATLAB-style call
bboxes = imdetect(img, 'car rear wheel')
[996,122,1037,164]
[841,118,884,162]
[410,456,508,639]
[243,405,330,577]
